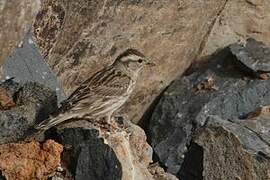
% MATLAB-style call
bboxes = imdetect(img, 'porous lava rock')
[0,140,63,180]
[0,79,57,144]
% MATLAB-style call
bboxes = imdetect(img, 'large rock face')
[32,0,227,123]
[0,0,40,64]
[200,0,270,59]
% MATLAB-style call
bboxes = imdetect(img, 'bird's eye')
[138,59,143,63]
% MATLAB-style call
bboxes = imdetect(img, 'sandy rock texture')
[32,0,227,123]
[195,115,270,180]
[148,163,179,180]
[0,0,40,64]
[106,121,156,180]
[0,140,63,180]
[200,0,270,59]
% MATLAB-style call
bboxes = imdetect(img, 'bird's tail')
[34,113,72,131]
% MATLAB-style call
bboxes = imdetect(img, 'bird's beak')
[145,59,155,66]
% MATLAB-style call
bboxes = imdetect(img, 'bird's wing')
[60,66,132,111]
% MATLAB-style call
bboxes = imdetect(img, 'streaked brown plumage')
[34,49,153,131]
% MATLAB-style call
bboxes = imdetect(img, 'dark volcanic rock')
[230,38,270,74]
[149,47,270,176]
[0,172,5,180]
[48,127,122,180]
[0,79,57,144]
[0,78,20,96]
[177,142,203,180]
[15,81,58,124]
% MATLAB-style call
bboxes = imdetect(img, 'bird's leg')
[105,113,112,124]
[104,113,121,130]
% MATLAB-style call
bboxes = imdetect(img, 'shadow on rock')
[0,78,57,144]
[147,38,270,178]
[46,126,122,180]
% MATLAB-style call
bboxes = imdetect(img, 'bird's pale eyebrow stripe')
[122,54,142,61]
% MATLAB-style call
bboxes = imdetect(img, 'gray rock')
[204,116,270,156]
[194,115,270,179]
[0,171,5,180]
[149,47,270,176]
[47,127,122,180]
[0,79,57,144]
[230,38,270,73]
[177,142,203,180]
[2,32,66,104]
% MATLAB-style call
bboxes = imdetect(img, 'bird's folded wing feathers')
[60,66,132,110]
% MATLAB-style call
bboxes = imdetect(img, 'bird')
[34,48,154,132]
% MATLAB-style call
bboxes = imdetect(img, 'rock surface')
[1,32,66,103]
[2,0,270,179]
[32,0,227,123]
[0,0,40,64]
[195,115,270,180]
[50,126,122,180]
[148,163,178,180]
[0,79,57,144]
[0,140,63,180]
[149,40,270,177]
[230,38,270,74]
[200,0,270,59]
[45,119,170,180]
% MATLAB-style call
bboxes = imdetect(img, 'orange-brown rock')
[0,140,63,180]
[0,87,15,110]
[244,105,270,120]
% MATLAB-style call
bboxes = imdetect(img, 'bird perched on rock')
[34,49,154,131]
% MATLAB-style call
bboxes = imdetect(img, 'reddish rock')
[0,140,63,180]
[0,87,15,110]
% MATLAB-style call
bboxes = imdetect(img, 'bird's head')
[114,49,154,73]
